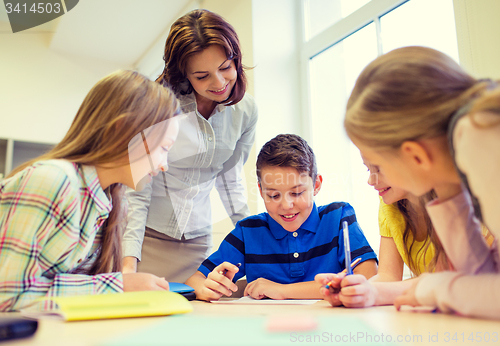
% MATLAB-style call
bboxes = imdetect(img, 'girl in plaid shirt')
[0,70,179,311]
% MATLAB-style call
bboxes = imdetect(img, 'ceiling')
[1,0,193,67]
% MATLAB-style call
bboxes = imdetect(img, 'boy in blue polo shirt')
[186,134,377,301]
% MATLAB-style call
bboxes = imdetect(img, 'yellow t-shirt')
[378,197,435,275]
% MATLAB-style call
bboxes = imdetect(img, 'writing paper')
[211,296,321,305]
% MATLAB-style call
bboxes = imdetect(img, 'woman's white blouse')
[122,92,258,260]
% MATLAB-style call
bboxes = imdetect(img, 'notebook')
[21,291,193,321]
[169,282,194,293]
[169,282,196,301]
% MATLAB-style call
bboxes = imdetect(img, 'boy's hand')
[315,273,345,307]
[337,274,377,308]
[244,278,286,300]
[198,262,240,301]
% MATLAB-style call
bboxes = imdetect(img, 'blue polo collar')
[266,203,320,240]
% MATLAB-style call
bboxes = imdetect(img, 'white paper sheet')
[211,296,321,305]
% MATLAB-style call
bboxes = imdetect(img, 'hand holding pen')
[324,220,358,293]
[324,258,362,293]
[203,262,241,300]
[218,262,241,276]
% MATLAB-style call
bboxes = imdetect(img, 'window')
[302,0,459,254]
[381,0,459,60]
[304,0,371,40]
[309,22,378,222]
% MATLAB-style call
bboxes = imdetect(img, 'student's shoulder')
[379,199,401,217]
[33,159,80,183]
[10,160,78,186]
[317,201,353,218]
[1,160,80,204]
[378,198,405,229]
[236,212,270,230]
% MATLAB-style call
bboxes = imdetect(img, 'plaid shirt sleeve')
[0,162,123,312]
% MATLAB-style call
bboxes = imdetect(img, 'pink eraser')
[266,315,318,332]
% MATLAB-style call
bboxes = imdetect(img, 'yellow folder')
[38,291,193,321]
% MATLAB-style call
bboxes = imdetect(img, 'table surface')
[2,300,500,346]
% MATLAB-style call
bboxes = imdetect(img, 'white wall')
[135,0,201,78]
[0,22,125,144]
[454,0,500,79]
[252,0,303,149]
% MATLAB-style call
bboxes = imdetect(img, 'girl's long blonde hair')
[344,46,495,149]
[9,70,179,275]
[468,88,500,127]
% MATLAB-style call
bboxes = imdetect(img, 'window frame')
[299,0,409,145]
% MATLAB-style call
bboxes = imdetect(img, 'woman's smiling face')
[185,45,237,104]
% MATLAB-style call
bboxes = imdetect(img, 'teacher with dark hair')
[122,9,258,282]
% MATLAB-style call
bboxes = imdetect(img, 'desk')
[2,300,500,346]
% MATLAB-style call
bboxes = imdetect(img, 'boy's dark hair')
[256,134,317,182]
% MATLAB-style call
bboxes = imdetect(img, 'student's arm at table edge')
[185,266,239,302]
[246,259,377,300]
[353,258,378,279]
[366,236,410,306]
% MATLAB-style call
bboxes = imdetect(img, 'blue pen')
[343,221,352,275]
[325,221,355,292]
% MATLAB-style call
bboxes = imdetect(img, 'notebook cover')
[38,291,193,321]
[169,282,195,293]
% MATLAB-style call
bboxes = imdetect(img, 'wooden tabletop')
[2,300,500,345]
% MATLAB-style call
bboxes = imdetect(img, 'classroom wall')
[0,22,124,144]
[135,0,200,78]
[252,0,302,149]
[454,0,500,79]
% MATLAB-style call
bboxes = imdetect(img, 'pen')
[324,257,361,291]
[343,221,352,275]
[218,262,241,276]
[324,222,355,293]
